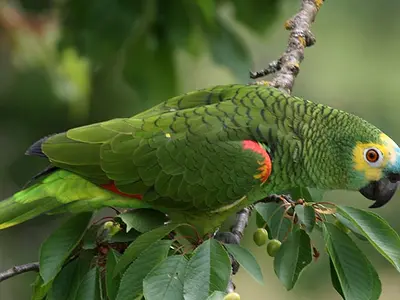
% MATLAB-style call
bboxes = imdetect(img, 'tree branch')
[249,59,281,79]
[227,0,324,292]
[252,0,324,94]
[0,262,39,283]
[226,207,252,293]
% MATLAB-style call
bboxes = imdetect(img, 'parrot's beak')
[359,173,400,208]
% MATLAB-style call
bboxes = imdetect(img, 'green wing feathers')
[134,84,244,118]
[0,170,146,229]
[0,84,290,228]
[42,125,268,211]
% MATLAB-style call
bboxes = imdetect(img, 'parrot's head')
[347,131,400,208]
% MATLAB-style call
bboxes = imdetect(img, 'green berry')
[223,292,241,300]
[334,220,351,234]
[267,239,282,257]
[103,221,114,229]
[103,221,121,236]
[253,228,269,246]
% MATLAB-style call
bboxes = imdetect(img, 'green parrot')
[1,84,399,234]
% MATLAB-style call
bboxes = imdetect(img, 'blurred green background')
[1,0,400,299]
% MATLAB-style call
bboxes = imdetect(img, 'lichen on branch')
[252,0,324,94]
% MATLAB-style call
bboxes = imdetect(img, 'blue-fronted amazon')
[1,84,399,233]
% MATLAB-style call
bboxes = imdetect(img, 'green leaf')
[329,258,344,299]
[118,208,168,233]
[206,291,227,300]
[224,244,263,284]
[39,212,93,284]
[289,187,324,202]
[106,249,121,300]
[294,205,316,233]
[82,224,101,250]
[183,239,231,300]
[274,229,312,290]
[116,240,172,300]
[255,211,265,229]
[208,18,250,82]
[75,267,101,300]
[337,206,400,272]
[31,275,51,300]
[47,251,94,300]
[323,223,381,300]
[308,188,325,202]
[335,213,367,241]
[110,228,140,243]
[254,202,292,241]
[113,223,181,276]
[143,255,187,300]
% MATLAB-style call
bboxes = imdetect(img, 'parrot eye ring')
[364,148,383,166]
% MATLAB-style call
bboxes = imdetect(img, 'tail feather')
[0,197,61,229]
[25,134,57,157]
[0,170,146,230]
[22,165,59,189]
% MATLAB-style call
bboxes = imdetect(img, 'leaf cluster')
[253,188,400,299]
[30,188,400,300]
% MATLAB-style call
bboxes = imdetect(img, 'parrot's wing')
[35,84,306,211]
[135,84,248,118]
[39,116,271,211]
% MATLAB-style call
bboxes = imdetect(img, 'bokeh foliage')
[20,0,280,104]
[3,0,400,299]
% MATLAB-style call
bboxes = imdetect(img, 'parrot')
[0,84,399,235]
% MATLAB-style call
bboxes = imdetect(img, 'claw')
[214,231,240,274]
[264,194,294,204]
[214,231,240,245]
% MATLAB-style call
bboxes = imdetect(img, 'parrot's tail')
[0,169,146,230]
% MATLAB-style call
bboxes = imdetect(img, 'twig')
[228,0,324,292]
[0,262,39,283]
[226,207,252,293]
[251,0,324,94]
[249,59,281,79]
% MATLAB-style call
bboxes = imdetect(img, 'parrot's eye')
[364,148,383,167]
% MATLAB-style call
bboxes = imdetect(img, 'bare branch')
[0,262,39,283]
[249,59,281,79]
[252,0,324,94]
[226,207,252,293]
[228,0,325,292]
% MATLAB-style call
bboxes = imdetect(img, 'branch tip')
[251,0,324,93]
[0,262,39,283]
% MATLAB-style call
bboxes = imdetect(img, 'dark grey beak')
[359,173,400,208]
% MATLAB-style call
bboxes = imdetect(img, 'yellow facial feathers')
[353,133,398,182]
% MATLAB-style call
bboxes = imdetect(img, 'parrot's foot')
[263,194,294,205]
[214,231,240,244]
[214,231,240,274]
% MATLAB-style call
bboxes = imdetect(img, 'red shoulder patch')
[242,140,272,183]
[101,181,143,200]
